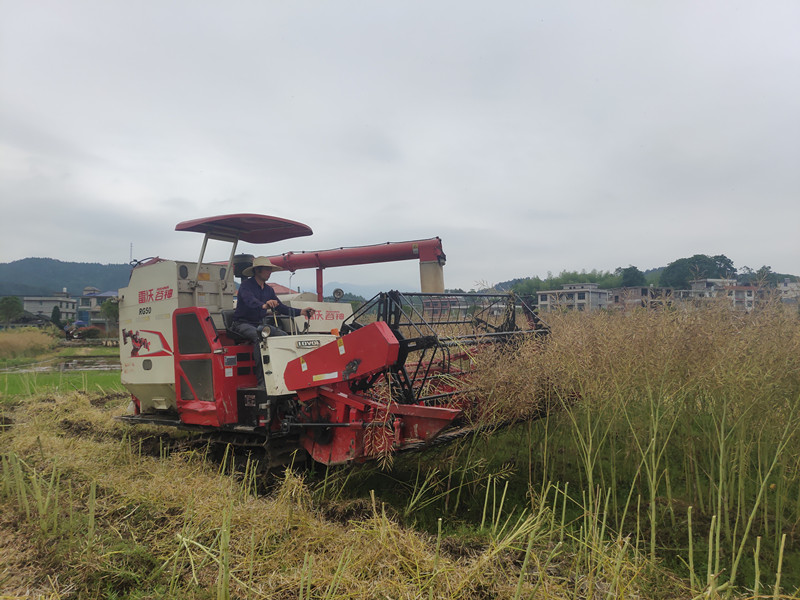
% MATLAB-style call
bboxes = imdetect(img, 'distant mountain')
[0,258,132,297]
[0,259,396,300]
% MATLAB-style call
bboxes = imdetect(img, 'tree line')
[490,254,795,297]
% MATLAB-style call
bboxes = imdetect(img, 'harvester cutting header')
[117,214,547,466]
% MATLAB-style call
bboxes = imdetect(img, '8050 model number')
[138,307,152,315]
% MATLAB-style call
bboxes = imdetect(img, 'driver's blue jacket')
[232,278,300,325]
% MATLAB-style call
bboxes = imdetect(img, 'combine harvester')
[117,214,547,466]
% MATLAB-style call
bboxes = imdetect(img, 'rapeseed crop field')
[1,302,798,598]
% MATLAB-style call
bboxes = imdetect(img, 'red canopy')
[175,214,313,244]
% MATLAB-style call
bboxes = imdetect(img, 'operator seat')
[221,309,249,343]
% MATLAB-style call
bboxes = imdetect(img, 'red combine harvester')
[117,214,547,466]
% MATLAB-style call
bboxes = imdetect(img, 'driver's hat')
[242,257,283,277]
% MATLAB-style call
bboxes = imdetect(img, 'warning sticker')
[300,358,308,372]
[312,372,338,382]
[337,338,345,355]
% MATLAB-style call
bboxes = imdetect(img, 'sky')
[1,1,798,295]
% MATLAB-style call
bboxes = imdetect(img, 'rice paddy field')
[1,301,799,599]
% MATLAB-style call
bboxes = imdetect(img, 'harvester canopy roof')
[175,214,313,244]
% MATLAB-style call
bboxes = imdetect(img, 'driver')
[230,257,314,386]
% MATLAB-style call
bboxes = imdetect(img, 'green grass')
[0,370,124,403]
[0,342,120,368]
[1,341,122,403]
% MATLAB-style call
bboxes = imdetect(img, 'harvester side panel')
[283,321,399,391]
[278,301,354,335]
[119,261,182,413]
[260,334,338,396]
[119,260,236,414]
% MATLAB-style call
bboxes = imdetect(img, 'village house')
[536,283,612,313]
[76,287,119,330]
[23,288,77,322]
[609,286,673,310]
[776,277,800,305]
[689,278,738,297]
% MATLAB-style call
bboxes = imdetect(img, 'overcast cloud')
[1,1,798,294]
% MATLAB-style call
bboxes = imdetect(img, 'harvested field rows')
[0,390,659,599]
